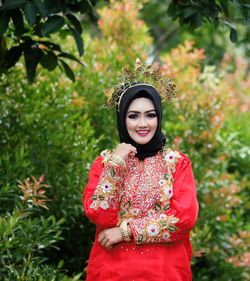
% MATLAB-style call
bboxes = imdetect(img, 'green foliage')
[0,208,65,280]
[0,0,98,82]
[141,0,250,65]
[0,63,101,277]
[0,0,249,280]
[167,0,250,43]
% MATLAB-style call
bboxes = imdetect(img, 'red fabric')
[83,151,198,281]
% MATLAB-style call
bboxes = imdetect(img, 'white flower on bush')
[101,180,114,194]
[164,151,179,164]
[146,223,160,237]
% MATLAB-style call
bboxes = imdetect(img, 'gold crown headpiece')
[104,58,177,109]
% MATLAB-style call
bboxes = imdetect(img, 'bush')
[0,0,249,280]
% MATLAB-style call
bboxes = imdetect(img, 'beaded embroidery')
[90,150,126,211]
[90,147,182,244]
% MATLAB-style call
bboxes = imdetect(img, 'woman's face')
[126,97,158,145]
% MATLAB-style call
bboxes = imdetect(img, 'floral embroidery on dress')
[90,150,126,211]
[131,211,180,244]
[118,148,182,244]
[90,146,182,243]
[162,148,181,172]
[146,222,161,237]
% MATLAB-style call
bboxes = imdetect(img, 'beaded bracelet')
[107,154,126,168]
[119,220,131,242]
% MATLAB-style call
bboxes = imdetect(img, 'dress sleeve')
[83,152,126,228]
[129,153,199,244]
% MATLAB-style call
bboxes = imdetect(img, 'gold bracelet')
[119,220,131,242]
[108,154,126,168]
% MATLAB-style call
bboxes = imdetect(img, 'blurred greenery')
[0,0,249,280]
[0,0,99,82]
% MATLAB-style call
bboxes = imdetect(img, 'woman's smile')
[126,98,158,145]
[136,130,150,137]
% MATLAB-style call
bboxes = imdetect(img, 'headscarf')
[116,84,166,160]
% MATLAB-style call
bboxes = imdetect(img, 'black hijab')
[116,84,166,160]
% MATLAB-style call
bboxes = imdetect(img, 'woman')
[83,60,199,281]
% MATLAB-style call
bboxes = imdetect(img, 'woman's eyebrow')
[127,109,156,114]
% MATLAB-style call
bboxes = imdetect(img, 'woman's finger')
[100,238,108,246]
[98,232,105,243]
[105,240,113,248]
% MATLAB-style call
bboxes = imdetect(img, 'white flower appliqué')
[163,186,173,199]
[164,150,179,164]
[147,223,160,237]
[101,180,114,194]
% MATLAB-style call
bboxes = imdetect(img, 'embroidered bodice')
[86,148,194,244]
[83,146,199,281]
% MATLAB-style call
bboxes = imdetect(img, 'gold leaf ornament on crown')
[104,58,177,110]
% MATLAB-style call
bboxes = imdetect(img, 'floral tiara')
[104,58,177,109]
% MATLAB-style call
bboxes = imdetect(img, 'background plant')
[0,0,249,280]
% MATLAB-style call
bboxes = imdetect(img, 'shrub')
[0,0,249,280]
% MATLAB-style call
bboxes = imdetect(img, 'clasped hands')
[98,225,132,249]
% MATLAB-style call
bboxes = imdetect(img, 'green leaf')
[70,27,84,56]
[23,43,43,82]
[33,0,48,17]
[224,21,235,30]
[41,15,65,36]
[66,14,82,33]
[2,0,26,10]
[24,1,37,26]
[0,11,11,35]
[37,40,62,52]
[57,260,64,269]
[167,2,177,20]
[183,7,196,18]
[3,46,22,69]
[11,9,25,36]
[60,60,75,82]
[230,28,238,43]
[40,51,58,71]
[72,273,83,281]
[57,52,86,66]
[219,3,229,18]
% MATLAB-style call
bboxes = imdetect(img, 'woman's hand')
[98,227,123,249]
[113,143,137,161]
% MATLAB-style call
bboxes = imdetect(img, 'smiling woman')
[83,60,199,281]
[126,98,158,145]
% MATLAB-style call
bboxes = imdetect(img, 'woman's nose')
[138,116,146,127]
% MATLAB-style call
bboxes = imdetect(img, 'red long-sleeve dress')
[83,147,199,281]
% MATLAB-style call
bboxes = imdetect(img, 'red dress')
[83,147,199,281]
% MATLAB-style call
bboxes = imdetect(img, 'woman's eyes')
[127,113,157,119]
[127,114,138,119]
[147,113,157,118]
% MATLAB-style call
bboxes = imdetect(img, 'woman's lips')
[136,130,150,137]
